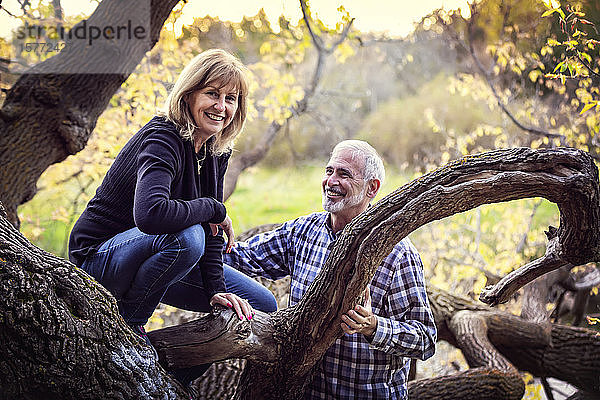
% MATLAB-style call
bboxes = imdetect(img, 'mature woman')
[68,50,276,381]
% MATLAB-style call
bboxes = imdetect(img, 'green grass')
[225,164,323,234]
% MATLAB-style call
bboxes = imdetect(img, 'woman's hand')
[210,214,235,253]
[210,292,255,321]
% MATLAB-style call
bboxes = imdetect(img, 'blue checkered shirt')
[224,212,437,399]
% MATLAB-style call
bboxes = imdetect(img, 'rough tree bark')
[188,285,600,400]
[423,287,599,399]
[2,147,599,399]
[0,203,188,399]
[167,146,600,399]
[0,0,181,227]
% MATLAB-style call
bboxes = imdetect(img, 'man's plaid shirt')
[224,212,437,399]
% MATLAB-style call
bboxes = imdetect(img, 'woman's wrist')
[207,199,226,224]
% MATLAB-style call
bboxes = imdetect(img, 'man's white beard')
[322,184,367,213]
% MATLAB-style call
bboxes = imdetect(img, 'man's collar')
[324,203,373,238]
[323,213,337,240]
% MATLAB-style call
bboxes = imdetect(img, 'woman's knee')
[158,224,206,265]
[176,224,206,260]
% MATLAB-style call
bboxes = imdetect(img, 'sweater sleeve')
[133,131,225,234]
[200,232,227,298]
[200,151,231,298]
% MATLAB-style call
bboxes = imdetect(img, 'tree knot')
[545,225,558,240]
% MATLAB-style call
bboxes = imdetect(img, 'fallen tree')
[1,147,599,399]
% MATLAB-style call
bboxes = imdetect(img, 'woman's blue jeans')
[81,224,277,386]
[80,224,277,323]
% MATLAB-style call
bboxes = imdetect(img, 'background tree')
[0,0,182,227]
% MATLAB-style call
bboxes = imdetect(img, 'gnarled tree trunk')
[0,203,188,399]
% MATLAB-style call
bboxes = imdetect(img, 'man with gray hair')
[224,140,436,399]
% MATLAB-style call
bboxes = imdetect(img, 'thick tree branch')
[426,286,599,395]
[408,368,525,400]
[447,311,524,399]
[232,147,600,398]
[0,202,190,399]
[451,311,520,373]
[190,271,598,399]
[152,147,600,398]
[480,240,572,306]
[148,307,277,369]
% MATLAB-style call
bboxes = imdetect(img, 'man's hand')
[341,288,377,339]
[210,292,255,321]
[210,214,235,253]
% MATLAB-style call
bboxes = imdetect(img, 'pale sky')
[175,0,471,36]
[1,0,470,39]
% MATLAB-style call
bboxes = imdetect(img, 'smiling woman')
[67,48,277,388]
[163,49,248,156]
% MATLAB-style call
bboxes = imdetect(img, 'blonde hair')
[163,49,249,155]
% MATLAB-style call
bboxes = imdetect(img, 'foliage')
[356,73,529,170]
[413,198,557,298]
[420,0,600,158]
[540,0,600,152]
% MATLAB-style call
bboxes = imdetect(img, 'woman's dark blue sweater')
[69,116,228,297]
